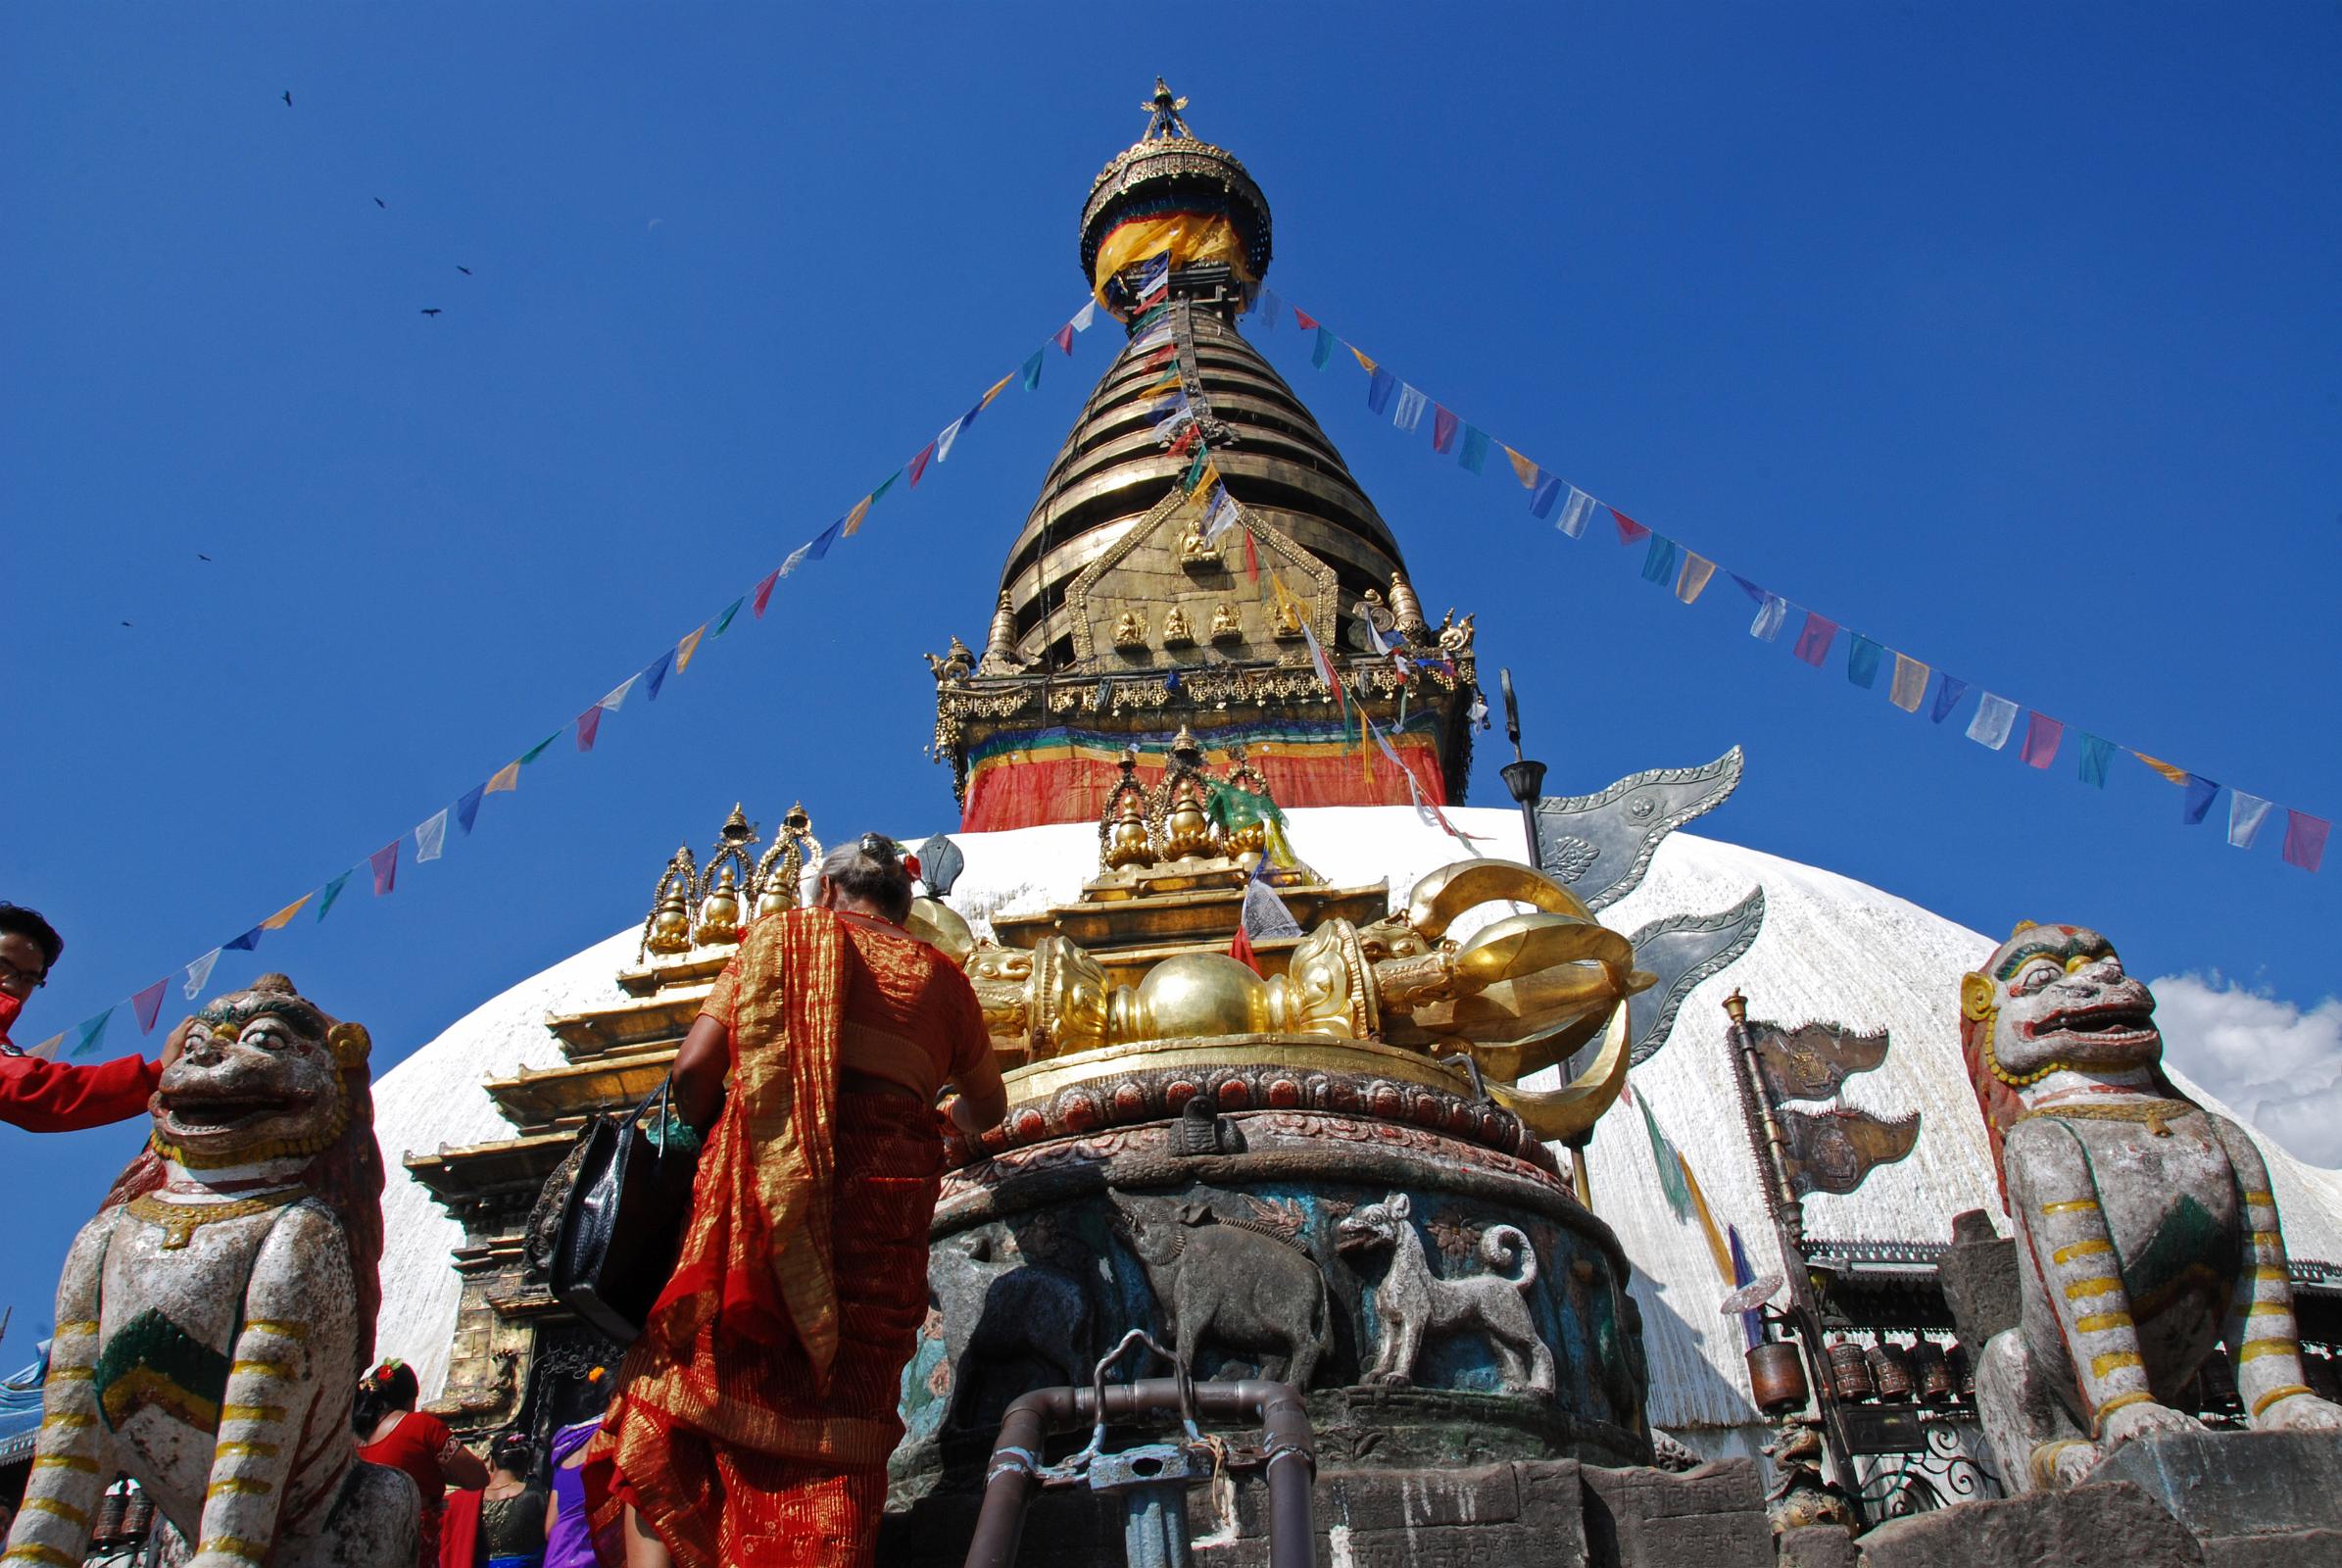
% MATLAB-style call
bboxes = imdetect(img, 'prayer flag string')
[1245,286,2330,878]
[30,296,1108,1060]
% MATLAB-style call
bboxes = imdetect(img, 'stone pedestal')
[2086,1428,2342,1566]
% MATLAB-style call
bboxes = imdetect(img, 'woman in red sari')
[587,834,1005,1568]
[356,1359,491,1566]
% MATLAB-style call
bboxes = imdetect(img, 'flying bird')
[281,91,292,108]
[120,620,132,627]
[197,553,212,562]
[373,197,386,209]
[456,265,472,275]
[420,308,442,317]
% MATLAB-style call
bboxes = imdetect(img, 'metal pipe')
[963,1377,1316,1568]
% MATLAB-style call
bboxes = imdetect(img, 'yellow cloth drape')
[1092,213,1256,311]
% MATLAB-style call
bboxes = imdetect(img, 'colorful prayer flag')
[2181,774,2220,824]
[1557,488,1595,539]
[1749,595,1788,642]
[753,569,781,614]
[1641,536,1679,585]
[415,808,449,863]
[2077,733,2115,788]
[455,784,486,834]
[1968,692,2019,751]
[1676,553,1717,604]
[907,443,936,489]
[1505,447,1538,488]
[485,761,520,795]
[2133,752,2189,787]
[69,1008,113,1061]
[1021,350,1044,390]
[1791,612,1838,667]
[1929,675,1970,724]
[1251,285,1280,327]
[576,704,604,752]
[869,469,901,503]
[1845,634,1882,689]
[1244,531,1259,581]
[1888,654,1928,712]
[520,732,560,764]
[262,894,313,929]
[369,839,400,896]
[184,948,220,999]
[644,649,674,702]
[317,871,353,921]
[1053,321,1075,355]
[223,926,263,954]
[1294,307,1319,330]
[1639,1096,1691,1219]
[2282,810,2330,872]
[1310,327,1334,369]
[1612,509,1650,545]
[935,416,965,466]
[1458,424,1489,474]
[600,675,639,712]
[2020,712,2063,769]
[1392,383,1428,432]
[806,519,844,561]
[1350,346,1378,376]
[1072,300,1096,333]
[1365,366,1397,415]
[778,541,812,578]
[132,979,167,1036]
[676,626,706,673]
[841,497,873,538]
[713,596,744,636]
[1529,470,1561,519]
[1432,406,1459,454]
[2229,791,2273,849]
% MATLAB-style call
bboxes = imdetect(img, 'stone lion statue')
[3,975,418,1568]
[1961,924,2342,1491]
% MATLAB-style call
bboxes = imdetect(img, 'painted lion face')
[1964,923,2161,1086]
[154,976,367,1168]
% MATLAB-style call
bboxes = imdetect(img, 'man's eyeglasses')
[0,961,48,997]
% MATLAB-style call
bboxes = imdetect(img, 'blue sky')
[3,6,2337,1333]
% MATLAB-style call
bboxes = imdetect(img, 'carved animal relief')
[1336,1193,1555,1397]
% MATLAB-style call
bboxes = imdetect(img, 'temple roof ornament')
[1141,75,1192,141]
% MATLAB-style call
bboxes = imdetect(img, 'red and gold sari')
[587,906,992,1568]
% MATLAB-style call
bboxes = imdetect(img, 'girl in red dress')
[356,1359,490,1566]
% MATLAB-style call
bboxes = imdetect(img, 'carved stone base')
[898,1109,1649,1507]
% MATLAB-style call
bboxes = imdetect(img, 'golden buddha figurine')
[1177,514,1216,565]
[1113,609,1147,649]
[1270,596,1304,640]
[1210,602,1242,642]
[1162,605,1195,646]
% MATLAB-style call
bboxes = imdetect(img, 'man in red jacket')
[0,904,167,1132]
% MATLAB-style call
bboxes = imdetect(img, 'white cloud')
[2150,972,2342,1169]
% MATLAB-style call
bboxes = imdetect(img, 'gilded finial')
[1723,989,1749,1026]
[720,804,756,846]
[1143,76,1193,141]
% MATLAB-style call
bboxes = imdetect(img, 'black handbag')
[550,1076,701,1345]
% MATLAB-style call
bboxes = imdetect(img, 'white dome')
[366,807,2342,1429]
